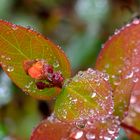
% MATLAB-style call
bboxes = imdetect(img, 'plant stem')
[121,122,140,135]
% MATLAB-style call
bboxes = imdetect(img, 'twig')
[121,122,140,135]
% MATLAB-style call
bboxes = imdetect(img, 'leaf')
[123,85,140,140]
[30,116,73,140]
[30,114,120,140]
[96,19,140,118]
[47,69,120,139]
[0,20,71,100]
[54,69,113,121]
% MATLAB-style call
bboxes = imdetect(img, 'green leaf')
[0,20,71,100]
[54,69,113,121]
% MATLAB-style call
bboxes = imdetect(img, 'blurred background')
[0,0,140,139]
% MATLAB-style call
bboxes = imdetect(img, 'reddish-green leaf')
[0,20,71,100]
[30,115,73,140]
[31,114,120,140]
[96,19,140,138]
[54,69,113,121]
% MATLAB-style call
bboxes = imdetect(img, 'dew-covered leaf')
[31,114,120,140]
[95,20,140,119]
[54,68,113,121]
[30,115,73,140]
[0,20,71,100]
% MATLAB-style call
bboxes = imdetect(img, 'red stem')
[121,122,140,135]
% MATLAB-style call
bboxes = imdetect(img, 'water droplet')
[104,136,111,140]
[133,48,138,55]
[105,64,110,69]
[103,74,109,81]
[53,60,59,68]
[91,92,96,98]
[126,23,131,27]
[70,130,83,139]
[114,29,120,35]
[113,80,120,86]
[118,70,122,73]
[133,77,139,83]
[25,81,33,89]
[125,71,133,79]
[132,67,139,72]
[27,26,34,31]
[12,24,18,30]
[86,132,96,140]
[5,57,11,61]
[107,128,115,135]
[133,19,140,24]
[7,66,14,72]
[76,120,86,129]
[130,96,136,104]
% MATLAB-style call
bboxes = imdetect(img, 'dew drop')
[105,64,110,69]
[5,57,11,61]
[12,24,18,30]
[104,136,111,140]
[126,23,131,27]
[125,71,133,79]
[133,77,139,83]
[103,74,109,81]
[7,66,14,72]
[114,29,120,35]
[53,60,59,68]
[107,128,115,135]
[130,96,136,104]
[86,132,96,140]
[132,19,140,24]
[132,67,139,72]
[27,26,34,31]
[25,81,33,89]
[69,130,83,139]
[76,120,86,129]
[113,81,120,86]
[91,92,97,98]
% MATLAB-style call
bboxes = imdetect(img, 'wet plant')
[0,19,140,140]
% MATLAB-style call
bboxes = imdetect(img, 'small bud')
[43,64,53,74]
[52,72,64,87]
[43,64,54,80]
[28,61,43,79]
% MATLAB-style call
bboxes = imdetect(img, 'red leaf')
[96,19,140,118]
[31,114,120,140]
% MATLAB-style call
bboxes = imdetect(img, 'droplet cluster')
[0,55,14,72]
